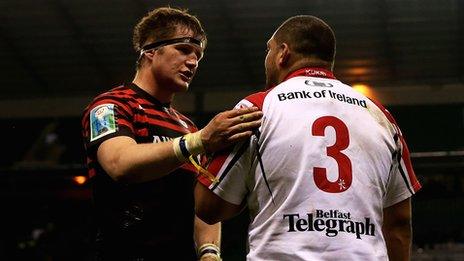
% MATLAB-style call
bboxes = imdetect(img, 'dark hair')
[132,7,206,65]
[274,15,335,63]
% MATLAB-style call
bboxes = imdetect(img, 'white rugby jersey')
[198,68,421,261]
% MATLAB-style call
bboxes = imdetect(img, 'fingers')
[230,110,263,125]
[221,107,262,139]
[227,130,254,143]
[226,106,260,118]
[228,119,261,135]
[201,106,263,153]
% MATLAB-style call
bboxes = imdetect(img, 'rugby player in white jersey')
[194,15,421,261]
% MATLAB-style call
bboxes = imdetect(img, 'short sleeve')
[197,98,257,205]
[384,129,421,208]
[82,96,135,154]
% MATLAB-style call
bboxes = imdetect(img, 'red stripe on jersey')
[368,98,421,192]
[245,90,272,110]
[198,152,230,187]
[82,122,89,138]
[169,108,197,132]
[136,108,197,132]
[180,163,197,173]
[111,85,126,91]
[95,98,133,116]
[118,119,134,132]
[138,109,196,132]
[399,137,421,192]
[88,168,96,178]
[175,109,195,123]
[141,107,170,118]
[136,127,148,137]
[368,98,397,125]
[144,117,190,133]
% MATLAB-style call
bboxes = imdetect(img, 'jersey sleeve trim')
[396,149,421,196]
[87,126,134,152]
[383,188,413,208]
[397,133,421,193]
[198,141,248,190]
[210,141,249,191]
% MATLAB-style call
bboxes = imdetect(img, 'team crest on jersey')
[90,103,117,142]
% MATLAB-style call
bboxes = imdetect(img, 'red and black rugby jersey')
[81,83,200,259]
[82,83,198,178]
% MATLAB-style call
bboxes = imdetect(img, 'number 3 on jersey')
[312,116,352,193]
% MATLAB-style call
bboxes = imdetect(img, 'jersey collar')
[129,83,171,108]
[283,67,336,81]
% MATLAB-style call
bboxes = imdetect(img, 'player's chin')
[180,74,193,87]
[172,80,190,92]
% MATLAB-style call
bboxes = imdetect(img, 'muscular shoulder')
[238,89,274,110]
[83,85,137,115]
[90,85,136,106]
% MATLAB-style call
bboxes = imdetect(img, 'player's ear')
[277,43,290,66]
[144,51,155,62]
[138,51,155,68]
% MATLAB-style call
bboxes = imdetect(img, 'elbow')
[100,154,132,183]
[110,170,128,183]
[195,209,220,225]
[194,184,222,224]
[105,162,126,183]
[96,137,140,183]
[382,220,412,249]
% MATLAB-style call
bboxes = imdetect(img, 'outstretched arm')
[194,216,221,260]
[96,107,262,183]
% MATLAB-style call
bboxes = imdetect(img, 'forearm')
[115,141,183,183]
[98,107,263,184]
[194,216,221,246]
[195,182,243,225]
[98,137,184,183]
[194,215,221,260]
[383,224,412,261]
[382,198,412,261]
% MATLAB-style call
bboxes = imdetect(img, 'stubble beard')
[265,68,278,88]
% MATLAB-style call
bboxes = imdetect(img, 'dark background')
[0,0,463,260]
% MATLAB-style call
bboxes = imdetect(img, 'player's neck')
[277,60,333,84]
[133,70,174,104]
[292,59,332,73]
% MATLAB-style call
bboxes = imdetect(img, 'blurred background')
[0,0,463,260]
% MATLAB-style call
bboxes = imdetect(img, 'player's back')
[246,74,402,260]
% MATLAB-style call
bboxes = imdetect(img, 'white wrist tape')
[184,130,205,156]
[172,130,205,163]
[172,137,188,162]
[198,243,221,260]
